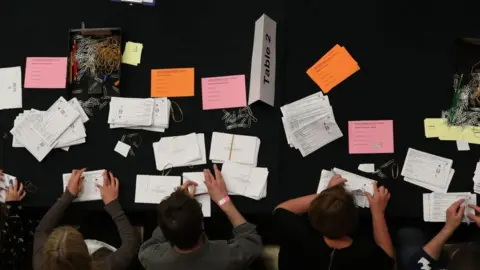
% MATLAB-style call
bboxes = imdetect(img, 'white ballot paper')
[221,161,268,200]
[62,170,104,202]
[32,97,80,146]
[281,92,342,157]
[183,172,208,195]
[69,97,89,123]
[0,66,22,110]
[110,98,171,132]
[473,160,480,194]
[195,194,211,218]
[0,173,15,203]
[248,14,277,106]
[317,168,375,208]
[135,175,180,204]
[153,133,206,170]
[423,192,476,222]
[402,148,454,193]
[210,132,260,167]
[108,97,154,126]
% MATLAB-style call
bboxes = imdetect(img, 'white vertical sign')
[248,14,277,106]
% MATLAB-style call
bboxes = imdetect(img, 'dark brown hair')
[157,189,204,249]
[448,243,480,270]
[308,185,358,239]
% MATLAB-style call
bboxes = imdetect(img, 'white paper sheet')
[135,175,180,204]
[69,97,89,123]
[183,172,208,195]
[210,132,260,167]
[0,67,22,110]
[108,97,154,126]
[221,161,268,200]
[114,141,131,157]
[32,97,80,146]
[154,133,203,170]
[10,115,54,162]
[62,170,104,202]
[423,192,476,222]
[195,194,211,217]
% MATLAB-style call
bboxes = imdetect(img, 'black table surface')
[1,0,480,218]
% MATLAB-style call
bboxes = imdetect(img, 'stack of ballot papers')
[108,97,171,133]
[221,161,269,200]
[472,160,480,194]
[402,148,454,193]
[153,133,206,171]
[307,44,360,93]
[423,192,476,222]
[182,172,211,217]
[210,132,260,167]
[10,97,89,161]
[135,175,211,217]
[317,168,375,208]
[62,170,104,202]
[281,92,343,157]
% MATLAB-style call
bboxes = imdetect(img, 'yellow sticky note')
[461,127,480,144]
[424,118,446,138]
[122,42,143,66]
[438,124,464,141]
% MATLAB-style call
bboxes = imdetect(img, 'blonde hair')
[43,226,92,270]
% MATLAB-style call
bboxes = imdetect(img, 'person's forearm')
[423,227,453,260]
[221,201,247,227]
[372,212,395,258]
[36,191,75,233]
[275,194,318,215]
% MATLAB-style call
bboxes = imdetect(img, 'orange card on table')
[307,45,359,93]
[151,68,195,97]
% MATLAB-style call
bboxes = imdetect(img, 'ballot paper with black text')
[281,92,343,157]
[423,192,476,222]
[153,133,206,170]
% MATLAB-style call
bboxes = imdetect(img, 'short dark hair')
[157,189,204,249]
[448,243,480,270]
[308,185,358,239]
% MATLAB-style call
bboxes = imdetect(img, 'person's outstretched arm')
[204,165,263,264]
[365,182,394,258]
[275,174,346,214]
[33,168,85,269]
[97,171,140,270]
[424,199,464,259]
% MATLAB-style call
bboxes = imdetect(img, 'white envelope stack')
[153,133,207,171]
[317,168,375,208]
[11,97,89,161]
[108,97,171,132]
[209,132,260,167]
[423,192,476,222]
[221,161,268,200]
[281,92,343,157]
[473,160,480,194]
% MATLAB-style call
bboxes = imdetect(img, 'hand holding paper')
[66,168,87,196]
[97,170,119,205]
[204,165,228,202]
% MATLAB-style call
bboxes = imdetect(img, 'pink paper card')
[348,120,394,154]
[24,57,68,89]
[201,75,247,110]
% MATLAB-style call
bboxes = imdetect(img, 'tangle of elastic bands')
[76,36,121,80]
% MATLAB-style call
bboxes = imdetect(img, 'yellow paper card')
[424,118,446,138]
[461,127,480,144]
[122,42,143,66]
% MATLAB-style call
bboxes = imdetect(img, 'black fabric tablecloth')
[1,0,480,218]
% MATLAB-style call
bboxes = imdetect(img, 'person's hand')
[5,178,26,202]
[467,204,480,228]
[365,182,390,215]
[204,164,228,202]
[180,180,198,198]
[67,168,87,197]
[97,170,119,205]
[328,174,346,188]
[444,199,465,233]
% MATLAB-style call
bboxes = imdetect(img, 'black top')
[407,249,446,270]
[272,208,394,270]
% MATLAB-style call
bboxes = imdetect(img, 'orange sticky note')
[151,68,195,97]
[307,45,359,93]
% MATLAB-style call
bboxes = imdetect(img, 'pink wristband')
[217,196,230,206]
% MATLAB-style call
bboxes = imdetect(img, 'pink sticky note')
[24,57,68,89]
[201,75,247,110]
[348,120,394,154]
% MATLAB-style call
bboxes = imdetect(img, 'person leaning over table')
[32,169,140,270]
[0,170,38,270]
[273,174,395,270]
[138,164,263,270]
[397,200,480,270]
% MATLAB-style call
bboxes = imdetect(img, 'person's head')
[157,189,204,250]
[43,226,92,270]
[308,185,358,239]
[448,243,480,270]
